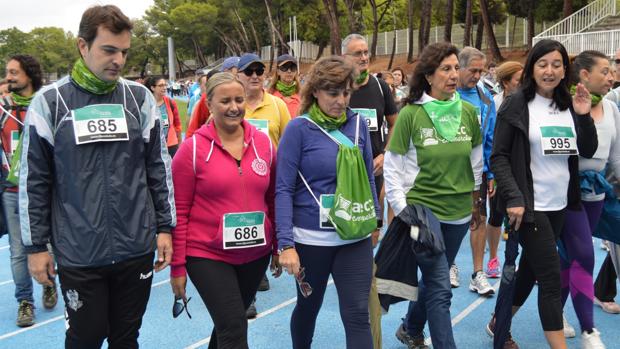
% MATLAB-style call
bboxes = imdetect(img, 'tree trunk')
[264,0,290,56]
[388,5,397,70]
[407,0,414,63]
[316,42,326,60]
[140,57,148,78]
[464,0,472,46]
[475,14,484,49]
[249,20,261,53]
[344,0,357,33]
[369,0,393,62]
[233,9,251,52]
[563,0,573,18]
[527,0,535,50]
[422,0,431,47]
[479,0,503,61]
[418,0,431,56]
[321,0,342,55]
[444,0,454,42]
[191,37,207,67]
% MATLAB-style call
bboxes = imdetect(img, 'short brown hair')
[299,56,358,114]
[78,5,133,47]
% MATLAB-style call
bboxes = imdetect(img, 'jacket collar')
[499,89,529,133]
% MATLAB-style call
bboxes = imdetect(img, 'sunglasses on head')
[295,267,313,298]
[243,67,265,77]
[172,296,192,319]
[278,64,297,73]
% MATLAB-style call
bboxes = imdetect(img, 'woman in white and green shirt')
[384,42,483,349]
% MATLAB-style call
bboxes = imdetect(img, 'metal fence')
[537,29,620,56]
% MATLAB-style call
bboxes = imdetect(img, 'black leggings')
[187,254,270,349]
[513,210,565,331]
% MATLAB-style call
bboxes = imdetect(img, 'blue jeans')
[403,221,469,349]
[3,191,34,303]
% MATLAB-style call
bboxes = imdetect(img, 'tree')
[563,0,573,17]
[407,0,415,63]
[368,0,393,61]
[321,0,342,55]
[444,0,455,42]
[479,0,503,61]
[463,0,472,46]
[418,0,432,55]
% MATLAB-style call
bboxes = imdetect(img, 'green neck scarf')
[356,70,369,85]
[570,85,602,106]
[11,92,34,107]
[71,58,118,95]
[276,80,297,97]
[308,102,347,131]
[421,92,463,141]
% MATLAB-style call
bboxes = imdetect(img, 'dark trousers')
[595,253,618,302]
[291,238,373,349]
[186,254,270,349]
[513,210,565,331]
[59,253,154,349]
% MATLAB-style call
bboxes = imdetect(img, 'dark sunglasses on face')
[172,296,192,319]
[243,67,265,77]
[295,267,313,298]
[278,64,298,73]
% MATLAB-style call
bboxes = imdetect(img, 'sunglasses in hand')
[172,296,192,319]
[295,267,313,298]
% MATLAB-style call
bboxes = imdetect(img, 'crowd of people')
[2,4,620,349]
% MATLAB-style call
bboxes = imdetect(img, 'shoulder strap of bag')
[298,114,356,147]
[372,75,384,98]
[476,85,493,135]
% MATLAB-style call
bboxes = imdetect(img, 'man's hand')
[154,233,173,272]
[28,251,55,286]
[507,206,525,231]
[488,179,496,198]
[170,276,187,300]
[373,154,384,176]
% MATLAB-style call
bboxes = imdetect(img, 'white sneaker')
[469,271,495,296]
[581,328,605,349]
[563,313,576,338]
[450,264,460,288]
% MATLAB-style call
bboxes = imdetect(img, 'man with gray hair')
[454,46,498,297]
[342,33,398,349]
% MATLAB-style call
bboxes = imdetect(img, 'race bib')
[247,119,269,136]
[222,211,266,249]
[540,126,577,156]
[72,104,129,145]
[319,194,334,229]
[10,130,19,156]
[352,108,378,132]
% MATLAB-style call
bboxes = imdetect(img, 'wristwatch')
[277,245,295,255]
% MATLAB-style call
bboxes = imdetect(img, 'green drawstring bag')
[299,114,377,240]
[6,134,22,186]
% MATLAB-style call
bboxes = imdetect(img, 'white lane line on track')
[0,277,171,341]
[184,279,335,349]
[451,279,501,326]
[0,279,14,286]
[0,245,9,251]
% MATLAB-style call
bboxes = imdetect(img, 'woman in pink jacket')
[170,72,279,349]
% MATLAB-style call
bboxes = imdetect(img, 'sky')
[0,0,154,33]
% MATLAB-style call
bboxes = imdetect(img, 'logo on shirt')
[66,289,83,312]
[140,271,153,280]
[420,128,439,146]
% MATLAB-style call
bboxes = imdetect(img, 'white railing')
[535,29,620,57]
[535,0,617,38]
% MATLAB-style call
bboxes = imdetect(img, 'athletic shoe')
[470,271,495,296]
[246,300,257,319]
[395,324,429,349]
[42,283,58,310]
[486,257,501,278]
[581,328,606,349]
[16,300,34,327]
[450,264,460,288]
[594,297,620,314]
[563,313,576,338]
[258,274,270,292]
[486,314,519,349]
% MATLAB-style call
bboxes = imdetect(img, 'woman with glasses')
[170,72,279,349]
[268,54,301,118]
[384,42,483,349]
[487,40,598,349]
[276,56,381,349]
[144,76,182,157]
[236,53,291,148]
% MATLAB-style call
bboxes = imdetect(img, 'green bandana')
[71,58,117,95]
[276,80,297,97]
[356,70,369,85]
[421,92,463,141]
[570,85,602,106]
[11,92,34,107]
[308,102,347,131]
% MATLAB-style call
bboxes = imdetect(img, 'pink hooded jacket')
[170,120,276,277]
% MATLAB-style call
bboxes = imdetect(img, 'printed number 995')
[549,137,570,149]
